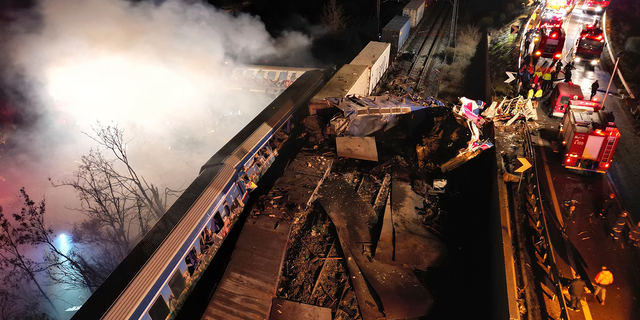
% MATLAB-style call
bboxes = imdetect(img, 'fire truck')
[558,102,619,173]
[572,24,605,65]
[582,0,610,14]
[538,10,564,30]
[534,27,565,61]
[546,0,576,13]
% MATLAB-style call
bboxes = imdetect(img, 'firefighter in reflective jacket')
[533,86,543,108]
[594,266,614,305]
[612,211,629,241]
[629,221,640,248]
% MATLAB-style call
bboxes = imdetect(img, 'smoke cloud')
[0,0,317,230]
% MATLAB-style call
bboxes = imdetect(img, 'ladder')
[600,136,616,162]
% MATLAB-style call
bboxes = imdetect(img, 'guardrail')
[520,124,572,320]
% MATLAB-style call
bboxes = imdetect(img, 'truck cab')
[558,103,619,173]
[550,82,584,117]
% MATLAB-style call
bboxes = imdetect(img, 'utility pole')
[449,0,459,47]
[376,0,381,40]
[601,51,622,110]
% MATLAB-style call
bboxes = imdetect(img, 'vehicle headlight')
[591,59,598,65]
[596,6,602,11]
[575,57,581,62]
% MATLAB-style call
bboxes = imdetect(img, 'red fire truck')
[534,27,565,61]
[572,24,605,65]
[546,0,576,13]
[538,10,564,30]
[582,0,610,14]
[558,102,619,173]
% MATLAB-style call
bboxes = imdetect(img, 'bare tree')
[0,195,56,312]
[89,124,173,220]
[51,123,178,259]
[1,190,104,294]
[0,284,56,320]
[321,0,347,35]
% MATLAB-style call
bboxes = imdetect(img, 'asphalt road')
[527,5,640,319]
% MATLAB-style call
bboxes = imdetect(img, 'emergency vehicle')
[572,24,605,65]
[546,0,576,13]
[538,10,564,30]
[558,102,619,173]
[534,27,565,61]
[550,82,584,117]
[582,0,610,14]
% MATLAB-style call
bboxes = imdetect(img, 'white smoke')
[0,0,316,230]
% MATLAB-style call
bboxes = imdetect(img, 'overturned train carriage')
[71,69,326,320]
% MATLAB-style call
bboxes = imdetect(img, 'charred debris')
[262,93,501,319]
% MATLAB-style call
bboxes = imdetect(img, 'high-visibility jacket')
[542,72,552,81]
[595,270,614,285]
[527,89,534,99]
[535,89,543,98]
[534,71,543,78]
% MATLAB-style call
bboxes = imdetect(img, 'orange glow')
[604,163,610,168]
[555,53,562,58]
[535,51,542,56]
[566,158,572,163]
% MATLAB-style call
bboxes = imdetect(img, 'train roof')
[311,65,369,102]
[201,69,325,171]
[350,42,390,68]
[404,0,425,10]
[383,15,411,32]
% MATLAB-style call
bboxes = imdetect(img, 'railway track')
[391,2,450,95]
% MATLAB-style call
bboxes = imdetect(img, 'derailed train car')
[71,69,326,320]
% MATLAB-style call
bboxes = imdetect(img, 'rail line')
[405,3,451,93]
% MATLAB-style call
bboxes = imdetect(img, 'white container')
[403,0,425,28]
[309,65,370,114]
[350,41,391,95]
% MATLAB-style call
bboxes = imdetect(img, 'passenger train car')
[71,69,326,320]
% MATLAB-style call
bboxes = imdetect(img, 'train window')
[278,72,288,81]
[256,71,265,79]
[223,202,231,218]
[148,295,170,320]
[267,71,276,80]
[200,226,213,252]
[290,73,297,81]
[168,269,186,298]
[212,212,224,233]
[185,247,198,276]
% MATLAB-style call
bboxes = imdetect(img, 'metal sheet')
[336,136,378,161]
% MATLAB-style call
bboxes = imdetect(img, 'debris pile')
[416,97,494,172]
[482,96,538,122]
[326,95,439,137]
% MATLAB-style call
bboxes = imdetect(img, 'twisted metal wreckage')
[325,95,495,171]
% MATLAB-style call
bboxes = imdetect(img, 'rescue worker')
[532,68,541,87]
[534,85,543,108]
[593,266,614,305]
[568,274,587,311]
[600,193,615,219]
[542,68,553,91]
[629,221,640,248]
[591,80,600,100]
[520,66,531,96]
[564,67,573,83]
[556,61,563,77]
[527,85,535,101]
[612,211,629,241]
